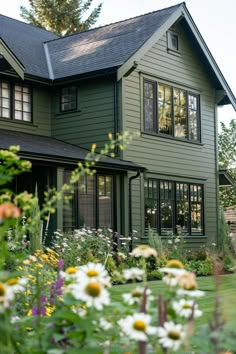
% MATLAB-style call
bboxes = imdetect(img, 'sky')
[0,0,236,127]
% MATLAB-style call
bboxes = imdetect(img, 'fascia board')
[117,5,184,81]
[0,38,25,80]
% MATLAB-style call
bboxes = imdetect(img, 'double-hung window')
[143,79,200,142]
[0,80,32,122]
[61,86,77,112]
[145,179,204,236]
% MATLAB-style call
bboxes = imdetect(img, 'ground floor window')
[63,172,114,231]
[145,178,204,236]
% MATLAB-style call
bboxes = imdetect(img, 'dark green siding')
[122,23,218,246]
[52,78,115,150]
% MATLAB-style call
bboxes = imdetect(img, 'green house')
[0,3,235,247]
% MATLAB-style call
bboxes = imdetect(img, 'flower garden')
[0,144,236,353]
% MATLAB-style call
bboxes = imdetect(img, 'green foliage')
[20,0,102,36]
[219,119,236,208]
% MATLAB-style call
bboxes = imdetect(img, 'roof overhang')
[219,169,235,186]
[117,3,236,110]
[0,37,25,80]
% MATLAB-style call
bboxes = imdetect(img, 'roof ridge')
[0,13,59,38]
[44,2,183,44]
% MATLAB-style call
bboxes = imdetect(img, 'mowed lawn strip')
[111,274,236,327]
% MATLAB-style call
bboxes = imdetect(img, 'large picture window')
[145,178,204,236]
[0,80,32,122]
[143,79,200,142]
[63,172,114,231]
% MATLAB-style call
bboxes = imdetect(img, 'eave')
[219,169,235,187]
[0,37,25,80]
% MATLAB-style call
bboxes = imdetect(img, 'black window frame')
[145,178,204,236]
[143,79,201,142]
[60,86,77,112]
[0,80,32,123]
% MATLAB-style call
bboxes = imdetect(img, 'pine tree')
[20,0,102,36]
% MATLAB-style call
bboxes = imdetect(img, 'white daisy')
[69,279,110,310]
[176,272,205,297]
[0,282,13,312]
[177,289,205,297]
[123,267,144,281]
[172,299,202,318]
[159,260,187,276]
[118,313,158,342]
[162,274,178,287]
[122,287,152,305]
[60,266,79,281]
[78,263,111,287]
[130,245,157,258]
[99,318,112,330]
[6,277,27,295]
[157,321,186,351]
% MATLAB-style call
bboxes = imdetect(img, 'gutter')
[129,169,141,252]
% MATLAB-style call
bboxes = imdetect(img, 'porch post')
[56,167,64,231]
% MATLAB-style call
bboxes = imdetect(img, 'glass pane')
[158,85,172,135]
[176,183,189,234]
[15,101,22,110]
[174,88,187,138]
[2,98,9,108]
[23,92,30,102]
[159,180,173,235]
[78,175,96,228]
[145,200,157,229]
[190,185,203,234]
[14,110,22,120]
[144,81,155,131]
[98,175,113,228]
[23,112,31,122]
[23,102,31,112]
[2,88,9,98]
[2,108,10,118]
[188,94,199,141]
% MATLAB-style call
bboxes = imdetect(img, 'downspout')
[113,80,119,154]
[129,169,141,252]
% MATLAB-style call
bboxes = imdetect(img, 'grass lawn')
[111,273,236,327]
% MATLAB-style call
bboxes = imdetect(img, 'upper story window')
[61,86,77,112]
[167,31,179,52]
[145,178,204,236]
[0,80,32,122]
[144,79,200,142]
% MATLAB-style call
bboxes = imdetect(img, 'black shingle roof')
[0,129,144,171]
[0,15,58,79]
[0,4,181,80]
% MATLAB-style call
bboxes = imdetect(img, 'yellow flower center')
[0,283,6,296]
[85,282,101,297]
[132,320,147,332]
[168,330,181,340]
[166,260,184,269]
[65,267,77,274]
[86,269,99,277]
[131,290,142,298]
[182,303,192,309]
[7,278,18,286]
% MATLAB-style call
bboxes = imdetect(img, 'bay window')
[144,79,200,142]
[145,178,204,236]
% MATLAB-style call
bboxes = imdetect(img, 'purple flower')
[58,259,64,271]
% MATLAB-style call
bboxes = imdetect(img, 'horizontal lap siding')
[0,87,51,136]
[52,78,114,150]
[123,23,217,243]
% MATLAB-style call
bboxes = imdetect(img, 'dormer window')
[167,31,179,52]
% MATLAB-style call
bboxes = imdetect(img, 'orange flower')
[0,202,21,221]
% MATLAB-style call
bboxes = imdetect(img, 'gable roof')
[0,14,58,79]
[0,3,235,108]
[0,129,144,172]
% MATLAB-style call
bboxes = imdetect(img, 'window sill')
[141,131,203,146]
[56,110,81,116]
[0,117,36,127]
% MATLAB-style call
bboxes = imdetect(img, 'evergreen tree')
[20,0,102,36]
[219,119,236,208]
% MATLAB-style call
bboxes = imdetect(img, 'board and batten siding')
[122,22,218,246]
[0,86,51,136]
[52,78,115,150]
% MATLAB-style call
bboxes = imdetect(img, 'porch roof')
[0,129,145,172]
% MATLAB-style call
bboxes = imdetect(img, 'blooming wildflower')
[99,318,112,330]
[118,313,157,341]
[123,268,144,281]
[122,287,152,305]
[6,277,27,296]
[159,260,187,276]
[157,321,186,351]
[78,263,111,287]
[130,245,157,258]
[0,282,11,311]
[60,266,79,281]
[0,202,21,222]
[172,299,202,318]
[177,272,205,297]
[69,279,110,310]
[162,274,178,287]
